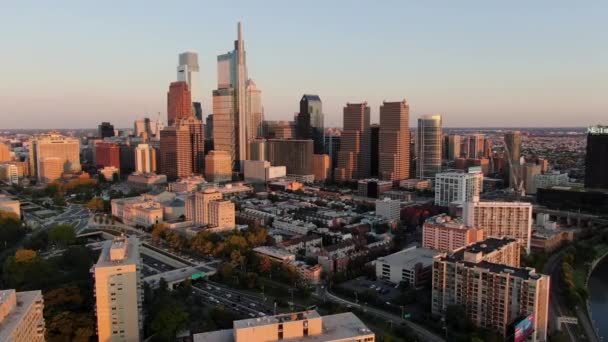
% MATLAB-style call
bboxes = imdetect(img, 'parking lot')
[339,276,401,303]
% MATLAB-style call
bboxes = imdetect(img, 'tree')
[151,305,189,341]
[0,211,24,247]
[86,197,104,211]
[151,223,168,241]
[259,256,272,275]
[49,224,76,246]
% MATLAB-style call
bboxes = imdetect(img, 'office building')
[93,236,142,342]
[246,79,264,146]
[522,162,542,194]
[370,124,379,177]
[0,289,45,342]
[192,310,374,342]
[504,131,522,184]
[267,139,313,177]
[532,171,569,193]
[444,134,461,160]
[243,160,286,184]
[422,214,485,253]
[335,102,370,181]
[127,173,167,190]
[159,126,192,180]
[585,125,608,189]
[167,81,192,126]
[208,199,235,229]
[375,245,439,288]
[296,95,324,154]
[357,178,392,198]
[0,164,19,185]
[119,143,136,175]
[176,116,205,174]
[0,143,10,162]
[463,200,533,253]
[375,197,400,221]
[205,150,232,182]
[416,115,442,180]
[312,154,331,182]
[38,157,63,183]
[134,118,152,138]
[177,52,202,120]
[98,122,115,138]
[135,144,157,174]
[194,188,222,225]
[213,22,252,169]
[29,132,81,180]
[379,100,410,182]
[205,114,214,141]
[461,134,485,159]
[432,240,549,341]
[434,171,483,206]
[95,142,120,169]
[324,131,341,180]
[248,139,266,161]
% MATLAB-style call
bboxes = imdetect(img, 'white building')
[375,245,440,288]
[434,171,483,207]
[93,236,142,342]
[243,160,286,183]
[0,289,45,342]
[375,197,401,221]
[532,171,569,194]
[464,200,533,254]
[253,246,296,263]
[135,144,156,173]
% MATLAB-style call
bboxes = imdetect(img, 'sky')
[0,1,606,129]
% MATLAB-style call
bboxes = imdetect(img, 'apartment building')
[422,214,485,253]
[0,289,45,342]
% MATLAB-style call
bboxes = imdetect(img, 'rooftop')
[0,290,42,342]
[95,236,140,268]
[376,245,439,269]
[451,237,517,260]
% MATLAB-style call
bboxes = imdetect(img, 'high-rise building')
[95,142,120,169]
[267,139,313,177]
[522,162,542,195]
[248,139,266,161]
[135,144,157,173]
[444,134,461,160]
[29,132,81,181]
[0,143,10,162]
[213,22,251,170]
[416,114,442,180]
[176,116,205,174]
[38,157,63,183]
[167,81,192,126]
[119,143,136,175]
[504,131,522,163]
[204,150,232,182]
[134,118,152,138]
[177,52,202,120]
[379,100,410,182]
[463,200,533,253]
[432,238,549,341]
[296,95,324,154]
[324,132,341,181]
[434,171,483,207]
[0,289,45,342]
[194,188,222,225]
[98,122,115,138]
[243,160,286,183]
[585,125,608,189]
[461,134,485,159]
[312,154,331,182]
[192,310,375,342]
[422,214,485,253]
[205,114,214,141]
[159,126,192,180]
[246,79,264,145]
[370,124,379,177]
[208,199,235,229]
[93,236,142,342]
[335,103,370,181]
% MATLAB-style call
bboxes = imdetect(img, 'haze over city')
[1,1,606,129]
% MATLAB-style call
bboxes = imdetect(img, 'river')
[588,256,608,339]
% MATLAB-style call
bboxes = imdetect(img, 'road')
[191,281,274,319]
[544,250,599,342]
[318,288,445,342]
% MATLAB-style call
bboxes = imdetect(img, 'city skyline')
[1,1,606,129]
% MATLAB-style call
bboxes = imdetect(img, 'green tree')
[0,211,24,247]
[49,224,76,246]
[86,197,104,211]
[151,305,189,341]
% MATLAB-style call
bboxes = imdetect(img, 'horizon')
[1,1,606,129]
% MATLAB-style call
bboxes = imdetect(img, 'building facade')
[422,214,485,253]
[205,150,232,182]
[379,101,410,182]
[29,132,81,181]
[335,103,370,181]
[159,126,192,180]
[416,114,442,180]
[135,144,157,174]
[296,95,324,154]
[0,289,45,342]
[95,142,120,169]
[585,125,608,189]
[177,52,202,120]
[434,171,483,207]
[167,81,192,126]
[375,197,400,221]
[208,199,236,229]
[267,139,313,177]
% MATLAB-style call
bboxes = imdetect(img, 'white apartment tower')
[434,171,483,207]
[93,236,142,342]
[0,289,45,342]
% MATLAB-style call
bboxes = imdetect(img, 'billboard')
[514,315,535,342]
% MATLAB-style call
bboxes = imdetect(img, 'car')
[248,313,256,317]
[249,303,256,307]
[369,284,376,289]
[258,312,266,316]
[385,301,391,305]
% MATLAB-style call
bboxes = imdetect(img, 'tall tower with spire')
[213,22,257,171]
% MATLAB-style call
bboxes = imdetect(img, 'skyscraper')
[98,122,115,138]
[416,114,442,180]
[29,132,81,181]
[212,22,251,170]
[204,150,232,182]
[267,139,314,177]
[0,143,11,162]
[324,130,341,181]
[167,81,192,126]
[176,116,205,174]
[93,236,142,342]
[461,134,485,159]
[159,125,192,180]
[584,125,608,189]
[95,142,120,170]
[296,95,324,154]
[135,144,157,173]
[177,52,202,120]
[134,118,152,139]
[444,134,461,160]
[335,102,370,181]
[370,124,379,177]
[246,79,264,145]
[379,100,410,182]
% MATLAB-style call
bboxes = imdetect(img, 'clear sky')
[0,1,606,129]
